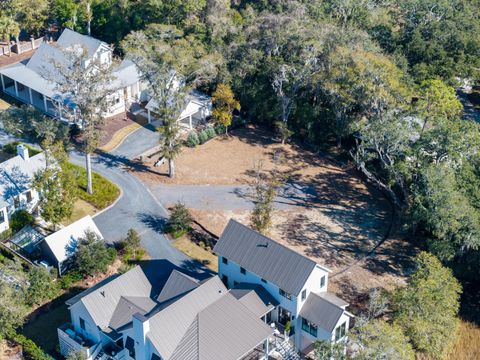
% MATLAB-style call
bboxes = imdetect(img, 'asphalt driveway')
[69,126,208,272]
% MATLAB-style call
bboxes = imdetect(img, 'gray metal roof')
[109,296,157,330]
[214,220,317,295]
[299,292,346,333]
[76,266,156,329]
[170,291,272,360]
[318,292,349,308]
[157,270,199,303]
[230,283,279,318]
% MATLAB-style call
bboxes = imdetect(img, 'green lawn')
[66,162,120,209]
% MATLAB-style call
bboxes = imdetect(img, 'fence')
[0,36,44,57]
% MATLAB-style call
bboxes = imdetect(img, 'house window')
[279,288,292,300]
[125,336,135,358]
[240,267,246,275]
[14,197,20,208]
[320,275,326,288]
[151,355,161,360]
[25,190,32,203]
[222,275,228,287]
[233,281,238,287]
[335,322,347,341]
[79,317,85,330]
[301,289,307,301]
[302,318,318,337]
[222,257,228,265]
[261,278,267,284]
[0,210,4,225]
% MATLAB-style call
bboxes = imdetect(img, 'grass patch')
[173,236,218,272]
[62,199,97,226]
[66,162,120,209]
[444,320,480,360]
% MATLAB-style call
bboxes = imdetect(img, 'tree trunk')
[225,125,229,136]
[168,159,175,178]
[86,153,93,194]
[86,3,92,36]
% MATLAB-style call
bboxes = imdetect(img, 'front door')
[278,306,291,326]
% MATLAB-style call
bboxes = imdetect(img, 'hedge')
[7,331,53,360]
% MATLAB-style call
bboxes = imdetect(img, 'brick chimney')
[17,144,29,161]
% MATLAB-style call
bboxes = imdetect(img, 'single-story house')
[40,215,103,275]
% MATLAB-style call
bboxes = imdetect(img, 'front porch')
[57,323,100,359]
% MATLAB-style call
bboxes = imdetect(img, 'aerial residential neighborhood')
[0,1,479,360]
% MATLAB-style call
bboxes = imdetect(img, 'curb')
[92,180,124,218]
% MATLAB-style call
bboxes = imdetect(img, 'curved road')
[70,126,202,271]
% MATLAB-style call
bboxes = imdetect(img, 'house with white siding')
[0,144,45,233]
[58,220,353,359]
[213,219,354,356]
[0,28,211,129]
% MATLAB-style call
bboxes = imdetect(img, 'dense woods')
[1,1,480,357]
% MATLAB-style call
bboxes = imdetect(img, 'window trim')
[279,288,292,300]
[301,289,307,301]
[79,317,85,331]
[320,275,326,288]
[302,317,318,337]
[222,257,228,265]
[335,322,347,341]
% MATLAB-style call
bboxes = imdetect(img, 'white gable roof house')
[214,219,354,357]
[0,144,46,233]
[59,220,354,360]
[0,28,148,124]
[40,215,103,275]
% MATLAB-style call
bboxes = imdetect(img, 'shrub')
[7,331,53,360]
[198,130,208,144]
[0,228,12,242]
[2,142,41,156]
[215,123,226,134]
[186,132,200,147]
[64,163,120,209]
[10,210,34,233]
[75,230,117,276]
[167,202,193,235]
[25,267,60,306]
[59,270,83,289]
[205,126,216,139]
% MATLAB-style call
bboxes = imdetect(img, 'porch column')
[264,338,270,357]
[136,81,140,98]
[0,74,5,91]
[147,109,151,123]
[189,115,192,129]
[43,95,48,112]
[28,88,33,104]
[14,81,18,97]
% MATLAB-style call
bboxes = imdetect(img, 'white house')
[0,144,45,233]
[213,219,354,356]
[0,28,148,124]
[40,215,103,275]
[58,264,276,360]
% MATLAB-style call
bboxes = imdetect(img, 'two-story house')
[0,144,45,233]
[213,219,353,355]
[58,263,278,360]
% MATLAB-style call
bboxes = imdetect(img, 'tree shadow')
[93,149,166,177]
[137,212,168,234]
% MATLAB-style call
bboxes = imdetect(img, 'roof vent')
[257,242,268,248]
[100,291,105,297]
[17,144,29,162]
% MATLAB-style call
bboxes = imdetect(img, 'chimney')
[133,313,149,360]
[17,144,29,161]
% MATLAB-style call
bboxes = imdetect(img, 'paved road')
[69,125,204,271]
[149,182,318,210]
[109,123,159,159]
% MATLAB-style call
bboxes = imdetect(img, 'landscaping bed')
[66,162,120,209]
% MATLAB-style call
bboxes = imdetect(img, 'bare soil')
[136,126,417,304]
